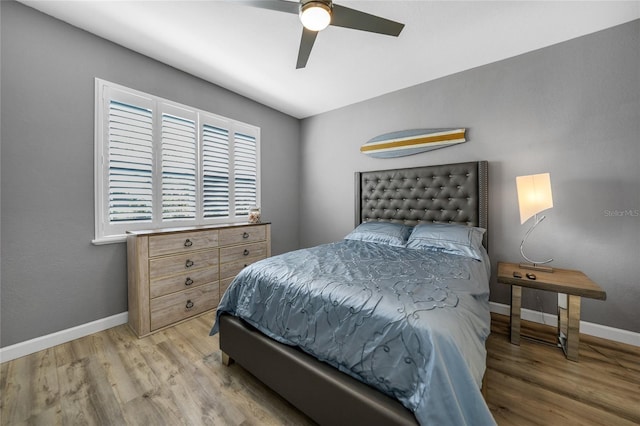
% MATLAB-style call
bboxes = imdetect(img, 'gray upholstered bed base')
[220,314,418,425]
[219,161,489,425]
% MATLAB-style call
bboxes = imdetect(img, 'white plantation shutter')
[107,100,154,223]
[94,79,260,243]
[202,124,230,218]
[161,112,197,220]
[234,131,258,216]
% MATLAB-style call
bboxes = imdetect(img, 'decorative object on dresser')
[360,128,466,158]
[516,172,554,272]
[127,223,270,338]
[248,206,261,224]
[497,262,606,361]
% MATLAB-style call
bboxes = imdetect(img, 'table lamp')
[516,173,554,272]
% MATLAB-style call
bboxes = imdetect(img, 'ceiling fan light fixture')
[299,1,332,32]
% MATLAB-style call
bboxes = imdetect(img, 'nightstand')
[497,262,606,361]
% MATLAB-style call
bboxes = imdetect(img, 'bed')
[210,161,494,425]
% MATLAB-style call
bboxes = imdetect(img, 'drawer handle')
[185,300,194,309]
[242,232,249,239]
[185,259,194,268]
[185,277,193,286]
[184,239,193,247]
[243,249,250,256]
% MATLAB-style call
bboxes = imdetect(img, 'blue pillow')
[406,223,486,260]
[345,222,413,247]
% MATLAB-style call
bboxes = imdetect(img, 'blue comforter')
[211,240,496,425]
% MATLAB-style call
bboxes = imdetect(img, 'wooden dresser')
[127,223,270,337]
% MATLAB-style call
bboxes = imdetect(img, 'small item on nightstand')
[248,206,261,224]
[526,272,537,280]
[513,271,522,278]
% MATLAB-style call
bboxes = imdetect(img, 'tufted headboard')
[355,161,489,248]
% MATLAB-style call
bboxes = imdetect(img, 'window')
[94,79,260,244]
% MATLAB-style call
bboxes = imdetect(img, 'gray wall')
[1,1,638,348]
[0,1,301,347]
[300,20,640,333]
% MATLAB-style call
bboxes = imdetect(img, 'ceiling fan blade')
[331,4,404,37]
[296,28,318,69]
[228,0,298,14]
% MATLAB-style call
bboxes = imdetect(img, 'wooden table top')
[497,262,607,300]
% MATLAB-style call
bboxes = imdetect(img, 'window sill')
[92,235,127,245]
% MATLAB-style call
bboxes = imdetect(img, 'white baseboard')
[0,312,128,363]
[1,305,638,364]
[490,302,640,347]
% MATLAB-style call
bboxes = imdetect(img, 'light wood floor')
[2,312,639,425]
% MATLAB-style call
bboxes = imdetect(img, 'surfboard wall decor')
[360,128,466,158]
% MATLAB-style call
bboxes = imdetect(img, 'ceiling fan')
[231,0,405,69]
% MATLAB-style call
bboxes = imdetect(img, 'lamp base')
[519,263,554,273]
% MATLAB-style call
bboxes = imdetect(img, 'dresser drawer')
[219,225,266,246]
[220,241,268,264]
[150,268,219,299]
[150,283,219,331]
[149,249,218,280]
[149,230,219,257]
[220,255,266,280]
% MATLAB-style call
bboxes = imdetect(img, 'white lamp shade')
[516,173,553,224]
[300,2,332,31]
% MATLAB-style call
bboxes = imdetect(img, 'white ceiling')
[20,1,640,118]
